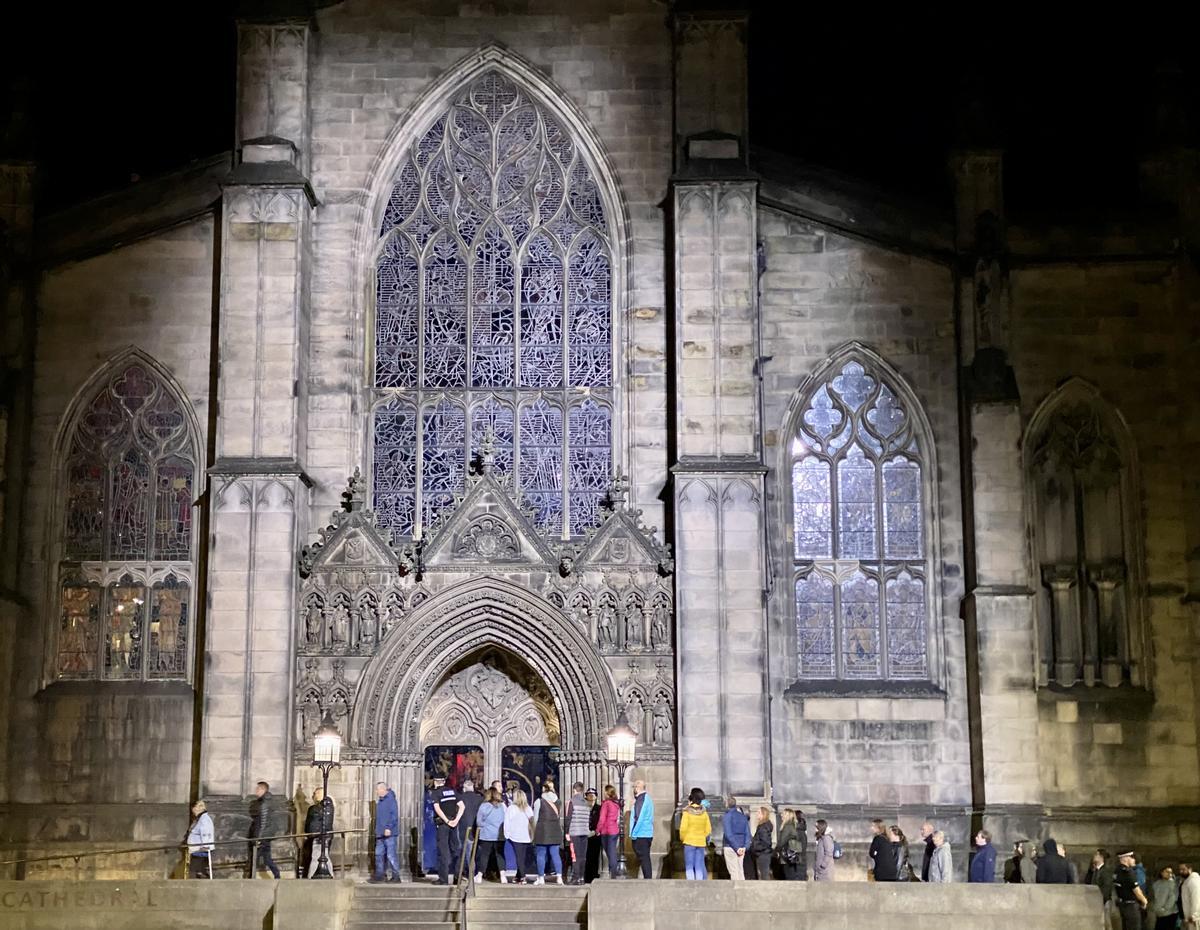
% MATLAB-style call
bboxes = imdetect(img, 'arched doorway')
[420,647,561,791]
[345,576,617,873]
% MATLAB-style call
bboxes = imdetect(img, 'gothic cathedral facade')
[1,1,1199,876]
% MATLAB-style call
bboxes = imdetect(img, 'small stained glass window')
[372,69,614,540]
[790,358,929,682]
[55,360,197,681]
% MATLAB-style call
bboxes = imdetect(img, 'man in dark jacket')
[302,787,336,878]
[457,780,484,876]
[920,821,936,882]
[247,781,280,879]
[1035,837,1073,884]
[584,788,602,883]
[968,830,997,883]
[372,781,401,883]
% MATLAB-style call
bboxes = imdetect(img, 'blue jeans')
[504,840,529,879]
[684,845,707,880]
[375,835,399,878]
[601,834,619,878]
[535,843,563,877]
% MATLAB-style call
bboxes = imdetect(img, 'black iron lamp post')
[604,709,637,880]
[311,711,342,879]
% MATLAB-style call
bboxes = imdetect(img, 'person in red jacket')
[597,784,621,879]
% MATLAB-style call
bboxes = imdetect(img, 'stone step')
[346,923,459,930]
[472,884,587,896]
[351,905,459,917]
[355,888,460,899]
[468,912,585,925]
[469,924,581,930]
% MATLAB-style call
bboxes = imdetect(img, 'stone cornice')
[208,457,313,487]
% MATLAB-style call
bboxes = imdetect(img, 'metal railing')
[0,829,367,881]
[457,827,479,930]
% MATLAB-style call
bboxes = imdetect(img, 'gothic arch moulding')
[351,575,619,757]
[1022,377,1148,688]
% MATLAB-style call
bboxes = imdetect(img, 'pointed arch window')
[789,358,931,682]
[371,69,614,541]
[1026,386,1144,689]
[56,361,197,681]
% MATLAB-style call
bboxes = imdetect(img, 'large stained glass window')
[372,70,614,540]
[791,358,929,681]
[56,360,196,681]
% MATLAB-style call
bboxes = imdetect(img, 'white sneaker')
[535,876,545,885]
[475,873,483,883]
[499,872,508,884]
[555,875,563,885]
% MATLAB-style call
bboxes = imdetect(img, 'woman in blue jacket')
[629,779,655,879]
[474,788,507,883]
[968,829,998,883]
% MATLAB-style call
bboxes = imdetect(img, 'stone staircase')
[347,881,461,930]
[466,883,588,930]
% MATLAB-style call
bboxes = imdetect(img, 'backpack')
[832,840,844,859]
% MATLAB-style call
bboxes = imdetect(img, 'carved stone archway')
[353,575,619,757]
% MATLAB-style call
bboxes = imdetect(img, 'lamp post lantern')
[604,709,637,880]
[310,711,342,879]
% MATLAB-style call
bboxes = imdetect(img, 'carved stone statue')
[305,603,323,645]
[597,604,616,648]
[651,603,669,649]
[330,602,350,645]
[624,606,641,649]
[386,598,404,634]
[359,606,376,646]
[652,700,672,745]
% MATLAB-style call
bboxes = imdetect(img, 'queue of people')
[181,776,1200,927]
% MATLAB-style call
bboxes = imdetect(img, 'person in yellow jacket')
[679,788,712,880]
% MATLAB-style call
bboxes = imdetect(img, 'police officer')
[432,775,464,885]
[1115,849,1149,930]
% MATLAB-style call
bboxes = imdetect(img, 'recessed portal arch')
[352,575,618,756]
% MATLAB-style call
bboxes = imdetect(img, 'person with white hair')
[928,830,953,883]
[186,799,215,879]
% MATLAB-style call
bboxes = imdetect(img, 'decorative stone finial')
[344,467,367,511]
[479,425,497,477]
[606,467,629,512]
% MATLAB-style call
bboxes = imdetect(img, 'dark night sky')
[1,4,1195,215]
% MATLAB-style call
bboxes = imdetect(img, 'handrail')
[0,828,368,869]
[457,826,479,930]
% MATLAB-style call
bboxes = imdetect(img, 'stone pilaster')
[201,17,314,799]
[0,153,36,806]
[672,177,769,798]
[952,144,1043,830]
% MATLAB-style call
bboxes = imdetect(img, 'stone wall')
[756,206,968,827]
[588,881,1104,930]
[2,216,216,859]
[0,879,350,930]
[301,0,672,532]
[988,240,1200,855]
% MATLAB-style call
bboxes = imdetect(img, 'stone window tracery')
[56,361,197,681]
[1027,386,1143,688]
[790,358,930,682]
[372,70,614,541]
